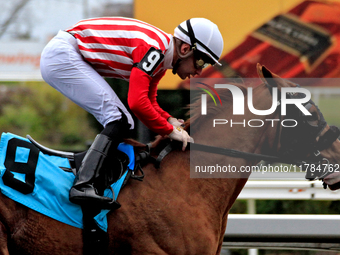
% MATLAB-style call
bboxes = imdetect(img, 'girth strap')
[81,206,109,255]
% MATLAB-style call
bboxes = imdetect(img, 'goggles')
[194,51,214,69]
[195,58,210,69]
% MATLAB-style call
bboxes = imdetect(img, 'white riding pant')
[40,30,134,129]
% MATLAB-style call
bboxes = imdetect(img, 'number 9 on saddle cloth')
[0,132,140,231]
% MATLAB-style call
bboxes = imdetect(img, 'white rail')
[224,214,340,251]
[238,180,340,200]
[224,180,340,252]
[0,72,43,81]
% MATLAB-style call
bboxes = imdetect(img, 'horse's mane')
[124,136,164,148]
[124,82,250,149]
[124,136,169,154]
[185,82,248,132]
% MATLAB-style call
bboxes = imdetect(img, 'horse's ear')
[257,64,297,89]
[257,63,278,87]
[256,63,273,83]
[256,63,265,80]
[262,66,274,79]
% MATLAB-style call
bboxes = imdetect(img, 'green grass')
[314,96,340,127]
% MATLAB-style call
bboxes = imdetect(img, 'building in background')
[178,0,340,89]
[135,0,340,89]
[0,0,133,81]
[1,0,340,86]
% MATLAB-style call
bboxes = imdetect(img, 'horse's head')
[186,63,339,180]
[256,63,339,162]
[189,64,327,156]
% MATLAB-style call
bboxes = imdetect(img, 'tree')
[0,0,31,39]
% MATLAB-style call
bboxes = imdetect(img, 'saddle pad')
[0,132,135,231]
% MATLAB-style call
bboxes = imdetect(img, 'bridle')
[268,82,339,181]
[154,82,340,184]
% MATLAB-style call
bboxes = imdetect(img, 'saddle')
[27,135,173,255]
[23,135,152,255]
[0,132,176,255]
[27,135,146,185]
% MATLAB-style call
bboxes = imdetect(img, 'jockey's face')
[175,44,203,80]
[176,54,203,80]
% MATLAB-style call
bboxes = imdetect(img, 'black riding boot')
[69,118,129,207]
[69,134,115,206]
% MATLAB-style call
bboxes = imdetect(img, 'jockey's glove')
[168,117,185,127]
[168,126,194,151]
[324,172,340,186]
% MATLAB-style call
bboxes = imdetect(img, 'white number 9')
[142,51,161,72]
[137,47,164,75]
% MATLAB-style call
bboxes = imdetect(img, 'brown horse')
[0,64,336,255]
[318,129,340,190]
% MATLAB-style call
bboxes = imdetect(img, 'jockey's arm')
[128,67,173,136]
[147,76,185,127]
[148,71,172,120]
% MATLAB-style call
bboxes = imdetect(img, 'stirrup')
[103,186,121,210]
[70,185,120,210]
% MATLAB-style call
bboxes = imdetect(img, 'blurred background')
[1,0,340,144]
[1,1,340,254]
[1,0,340,147]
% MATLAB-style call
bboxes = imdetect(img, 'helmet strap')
[186,19,197,51]
[172,58,181,74]
[172,38,194,74]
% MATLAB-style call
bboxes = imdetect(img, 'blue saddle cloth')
[0,132,135,231]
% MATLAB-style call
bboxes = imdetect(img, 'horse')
[318,131,340,190]
[0,63,336,255]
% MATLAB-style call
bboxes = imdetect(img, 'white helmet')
[174,18,224,66]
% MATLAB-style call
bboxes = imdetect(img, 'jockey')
[40,17,224,207]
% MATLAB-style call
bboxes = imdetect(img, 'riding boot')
[69,134,115,206]
[69,115,130,207]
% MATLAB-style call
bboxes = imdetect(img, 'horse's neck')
[321,139,340,164]
[178,84,278,216]
[187,126,268,216]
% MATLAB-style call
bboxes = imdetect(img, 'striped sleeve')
[66,17,172,79]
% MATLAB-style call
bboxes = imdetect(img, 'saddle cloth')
[0,132,135,231]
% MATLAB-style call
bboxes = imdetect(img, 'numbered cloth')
[0,132,135,231]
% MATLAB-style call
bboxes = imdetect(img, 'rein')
[188,143,302,164]
[189,126,339,166]
[155,126,339,174]
[155,121,339,182]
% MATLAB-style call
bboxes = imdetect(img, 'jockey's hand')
[168,117,185,127]
[168,126,194,151]
[324,172,340,190]
[324,172,340,185]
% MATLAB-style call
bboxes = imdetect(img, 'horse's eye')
[305,111,319,126]
[308,111,319,120]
